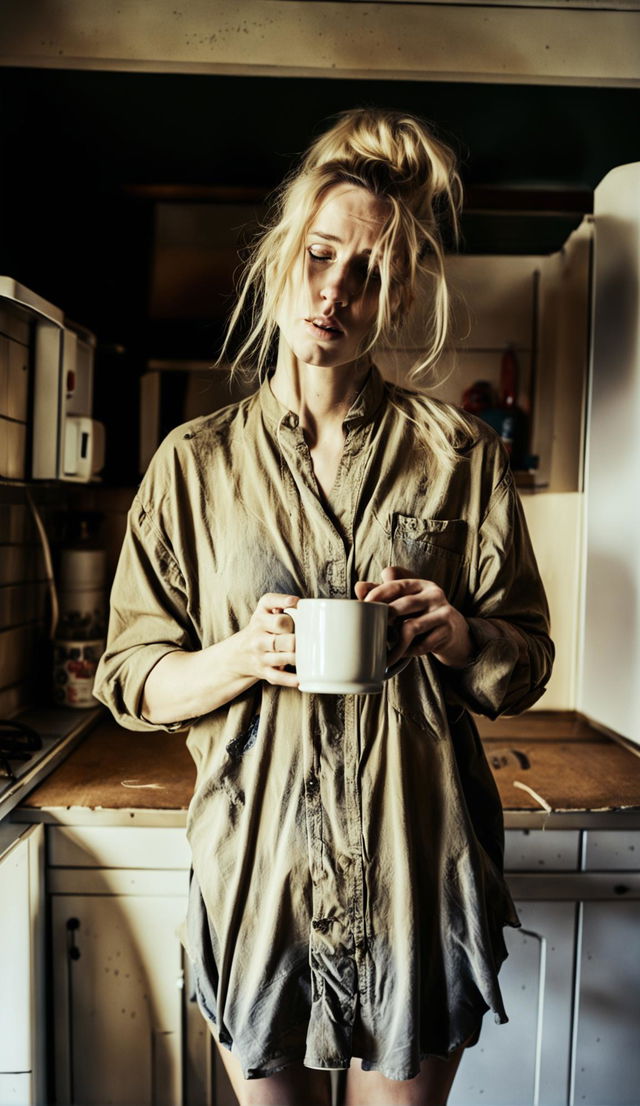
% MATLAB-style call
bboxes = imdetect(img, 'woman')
[94,108,554,1106]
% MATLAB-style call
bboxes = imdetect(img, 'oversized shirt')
[93,367,554,1082]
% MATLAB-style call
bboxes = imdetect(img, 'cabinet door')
[51,893,188,1106]
[572,900,640,1106]
[0,824,45,1101]
[0,833,31,1073]
[450,901,576,1106]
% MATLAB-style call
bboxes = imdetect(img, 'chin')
[294,345,349,370]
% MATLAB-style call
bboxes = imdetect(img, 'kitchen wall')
[0,487,63,718]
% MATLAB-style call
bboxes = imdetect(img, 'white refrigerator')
[579,162,640,748]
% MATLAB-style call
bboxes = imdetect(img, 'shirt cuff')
[440,617,523,718]
[93,645,196,733]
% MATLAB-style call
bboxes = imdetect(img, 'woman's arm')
[140,594,299,725]
[93,484,300,730]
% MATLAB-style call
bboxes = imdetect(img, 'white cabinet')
[0,824,45,1106]
[572,830,640,1106]
[43,823,640,1106]
[451,828,640,1106]
[451,901,577,1106]
[48,826,217,1106]
[450,830,580,1106]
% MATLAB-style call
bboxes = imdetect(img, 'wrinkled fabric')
[94,367,554,1081]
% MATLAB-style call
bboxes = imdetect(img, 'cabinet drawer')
[504,829,580,870]
[0,1073,33,1103]
[47,826,191,870]
[583,829,640,870]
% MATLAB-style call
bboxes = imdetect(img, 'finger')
[407,627,449,656]
[363,578,423,604]
[355,580,377,600]
[267,612,295,634]
[263,650,297,668]
[259,593,300,613]
[387,587,446,618]
[381,565,413,583]
[386,621,446,667]
[264,666,300,688]
[271,633,296,654]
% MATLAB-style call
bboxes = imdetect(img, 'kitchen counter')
[11,709,640,829]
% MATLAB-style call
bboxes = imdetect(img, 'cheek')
[277,278,303,332]
[357,289,381,332]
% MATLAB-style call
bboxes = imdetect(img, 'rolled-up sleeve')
[93,495,198,732]
[442,468,554,719]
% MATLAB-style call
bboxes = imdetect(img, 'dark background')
[1,67,638,357]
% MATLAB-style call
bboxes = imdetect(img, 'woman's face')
[277,184,390,371]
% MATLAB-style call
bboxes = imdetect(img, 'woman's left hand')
[355,566,474,669]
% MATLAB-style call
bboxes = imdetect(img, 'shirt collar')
[258,365,386,432]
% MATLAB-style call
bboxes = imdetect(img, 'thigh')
[343,1045,467,1106]
[215,1040,332,1106]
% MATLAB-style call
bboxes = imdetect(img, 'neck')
[270,341,371,444]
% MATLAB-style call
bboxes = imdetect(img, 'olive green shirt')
[94,367,554,1080]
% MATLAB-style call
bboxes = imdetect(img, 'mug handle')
[383,618,411,679]
[384,656,411,679]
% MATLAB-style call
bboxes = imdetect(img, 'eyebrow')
[308,229,372,255]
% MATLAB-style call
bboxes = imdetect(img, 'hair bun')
[302,108,461,214]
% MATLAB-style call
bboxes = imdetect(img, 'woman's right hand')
[141,593,301,725]
[230,593,300,688]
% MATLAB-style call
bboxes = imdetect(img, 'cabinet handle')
[66,916,81,960]
[613,884,630,895]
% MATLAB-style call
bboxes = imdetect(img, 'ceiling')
[0,65,638,357]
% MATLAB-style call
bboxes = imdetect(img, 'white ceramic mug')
[285,598,402,694]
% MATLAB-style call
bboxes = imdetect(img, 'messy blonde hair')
[220,107,475,466]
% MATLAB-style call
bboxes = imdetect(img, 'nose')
[320,264,350,309]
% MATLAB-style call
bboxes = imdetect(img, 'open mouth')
[306,317,343,338]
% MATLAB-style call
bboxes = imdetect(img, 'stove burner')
[0,720,43,783]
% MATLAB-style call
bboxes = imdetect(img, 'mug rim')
[291,598,388,609]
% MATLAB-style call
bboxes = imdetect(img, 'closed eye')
[307,248,332,262]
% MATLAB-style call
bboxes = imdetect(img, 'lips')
[305,316,344,338]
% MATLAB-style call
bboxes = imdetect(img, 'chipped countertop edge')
[9,804,640,831]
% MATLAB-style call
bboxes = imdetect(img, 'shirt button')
[306,774,320,798]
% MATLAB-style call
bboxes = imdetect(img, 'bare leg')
[215,1040,332,1106]
[343,1043,467,1106]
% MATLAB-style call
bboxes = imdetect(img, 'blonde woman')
[94,108,553,1106]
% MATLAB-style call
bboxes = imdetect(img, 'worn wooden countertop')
[16,710,640,829]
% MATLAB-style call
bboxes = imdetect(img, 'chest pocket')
[390,514,469,606]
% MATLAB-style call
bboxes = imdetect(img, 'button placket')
[326,558,348,598]
[342,695,370,1001]
[304,765,324,885]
